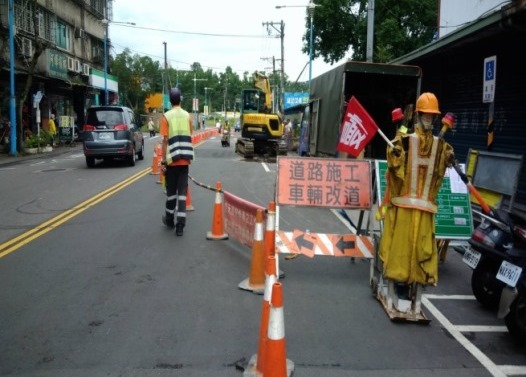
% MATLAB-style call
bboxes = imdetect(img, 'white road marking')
[424,294,476,300]
[422,295,508,377]
[261,162,270,172]
[455,325,508,332]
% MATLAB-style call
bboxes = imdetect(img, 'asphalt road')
[0,133,525,376]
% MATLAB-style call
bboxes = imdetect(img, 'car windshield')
[87,109,124,128]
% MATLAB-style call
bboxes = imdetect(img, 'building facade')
[393,0,526,214]
[0,0,117,139]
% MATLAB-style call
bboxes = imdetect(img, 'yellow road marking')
[0,167,151,258]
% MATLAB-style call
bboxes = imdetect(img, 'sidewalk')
[0,143,82,167]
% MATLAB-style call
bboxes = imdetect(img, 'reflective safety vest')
[391,133,440,213]
[164,107,194,164]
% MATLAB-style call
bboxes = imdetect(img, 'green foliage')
[304,0,438,63]
[24,129,52,148]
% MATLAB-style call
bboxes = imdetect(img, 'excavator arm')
[253,71,272,111]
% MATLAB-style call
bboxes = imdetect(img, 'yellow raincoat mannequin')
[379,93,454,285]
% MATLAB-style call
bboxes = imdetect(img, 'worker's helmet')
[415,92,440,114]
[169,88,182,105]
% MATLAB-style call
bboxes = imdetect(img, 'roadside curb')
[0,144,82,167]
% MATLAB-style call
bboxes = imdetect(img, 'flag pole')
[377,127,395,148]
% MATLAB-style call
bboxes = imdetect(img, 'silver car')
[82,106,144,167]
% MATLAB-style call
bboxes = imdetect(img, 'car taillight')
[114,124,128,131]
[84,125,96,131]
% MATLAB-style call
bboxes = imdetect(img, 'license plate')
[496,260,523,288]
[462,247,481,269]
[98,132,112,140]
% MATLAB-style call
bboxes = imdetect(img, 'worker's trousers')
[164,165,189,227]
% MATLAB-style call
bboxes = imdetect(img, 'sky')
[110,0,350,84]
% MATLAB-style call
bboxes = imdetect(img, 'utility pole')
[163,41,167,111]
[262,20,285,113]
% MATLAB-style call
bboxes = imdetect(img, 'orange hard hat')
[416,92,440,114]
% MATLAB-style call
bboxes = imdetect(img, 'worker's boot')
[162,215,175,229]
[175,223,184,236]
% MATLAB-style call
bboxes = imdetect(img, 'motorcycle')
[463,208,526,343]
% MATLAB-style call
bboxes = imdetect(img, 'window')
[55,20,71,51]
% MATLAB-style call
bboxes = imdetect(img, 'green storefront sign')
[48,50,68,80]
[376,160,473,239]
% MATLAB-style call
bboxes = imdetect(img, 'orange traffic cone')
[206,181,228,240]
[264,282,294,377]
[156,164,164,185]
[186,185,195,211]
[150,142,161,175]
[238,209,266,294]
[243,255,277,377]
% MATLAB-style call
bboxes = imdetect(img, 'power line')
[112,23,278,39]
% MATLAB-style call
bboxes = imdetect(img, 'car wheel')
[128,145,136,166]
[86,156,95,168]
[138,142,144,160]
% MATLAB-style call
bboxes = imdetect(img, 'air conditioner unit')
[67,57,75,71]
[74,28,87,39]
[19,37,33,57]
[74,59,82,73]
[82,63,90,76]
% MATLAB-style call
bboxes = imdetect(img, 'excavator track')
[235,138,255,159]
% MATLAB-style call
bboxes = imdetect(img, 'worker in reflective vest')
[160,88,194,236]
[379,92,455,286]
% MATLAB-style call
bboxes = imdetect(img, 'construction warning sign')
[275,230,374,258]
[276,157,372,209]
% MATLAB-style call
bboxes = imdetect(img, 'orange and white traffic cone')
[206,181,228,240]
[150,142,160,175]
[264,282,294,377]
[156,162,164,185]
[238,209,266,294]
[186,184,195,211]
[243,255,277,377]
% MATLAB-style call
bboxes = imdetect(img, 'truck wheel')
[471,259,505,310]
[505,293,526,345]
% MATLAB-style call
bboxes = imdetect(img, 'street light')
[102,19,135,105]
[276,1,318,86]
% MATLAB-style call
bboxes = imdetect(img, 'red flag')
[337,96,379,157]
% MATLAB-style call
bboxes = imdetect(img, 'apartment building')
[0,0,117,132]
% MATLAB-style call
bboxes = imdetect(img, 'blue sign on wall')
[283,92,309,110]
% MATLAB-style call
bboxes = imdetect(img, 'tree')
[16,0,49,151]
[304,0,438,63]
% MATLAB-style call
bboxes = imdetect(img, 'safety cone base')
[242,354,294,377]
[238,278,264,295]
[206,231,228,240]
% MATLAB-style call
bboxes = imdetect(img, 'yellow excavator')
[235,72,287,158]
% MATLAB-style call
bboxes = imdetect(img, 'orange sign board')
[276,157,372,209]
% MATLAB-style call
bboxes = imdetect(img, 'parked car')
[82,106,144,167]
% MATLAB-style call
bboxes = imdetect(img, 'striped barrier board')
[275,230,374,258]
